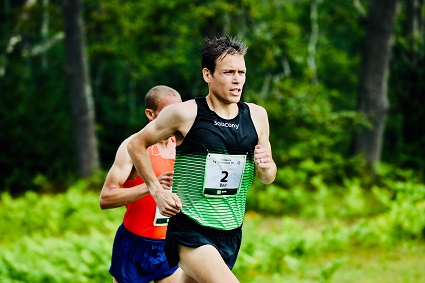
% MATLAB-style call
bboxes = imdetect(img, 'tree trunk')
[307,0,319,84]
[353,0,398,167]
[406,0,424,37]
[61,0,99,177]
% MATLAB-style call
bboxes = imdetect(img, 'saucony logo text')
[214,121,239,130]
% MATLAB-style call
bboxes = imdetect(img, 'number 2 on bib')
[203,154,246,197]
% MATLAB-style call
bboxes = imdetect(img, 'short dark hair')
[145,85,180,111]
[201,34,248,74]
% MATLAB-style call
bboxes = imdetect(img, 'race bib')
[153,207,170,226]
[153,190,170,226]
[203,153,246,197]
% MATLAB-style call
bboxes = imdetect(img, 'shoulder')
[115,136,133,159]
[245,102,270,136]
[245,102,268,117]
[108,135,135,171]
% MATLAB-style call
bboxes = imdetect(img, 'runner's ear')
[202,68,212,83]
[146,109,155,121]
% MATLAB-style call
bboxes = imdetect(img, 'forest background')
[1,0,425,282]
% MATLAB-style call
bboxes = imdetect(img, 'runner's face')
[208,54,246,104]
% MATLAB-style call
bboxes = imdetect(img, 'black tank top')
[172,97,258,230]
[181,97,258,154]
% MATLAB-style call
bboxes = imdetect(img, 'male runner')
[128,35,277,283]
[100,85,183,283]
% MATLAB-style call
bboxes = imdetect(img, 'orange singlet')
[122,139,175,239]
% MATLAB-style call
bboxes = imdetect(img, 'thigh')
[155,267,183,283]
[179,270,198,283]
[177,244,239,283]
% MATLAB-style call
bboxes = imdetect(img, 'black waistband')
[170,212,242,237]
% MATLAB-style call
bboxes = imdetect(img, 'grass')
[330,244,425,283]
[234,238,425,283]
[233,214,425,283]
[1,183,425,282]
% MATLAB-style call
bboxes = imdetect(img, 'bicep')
[259,111,271,146]
[130,101,196,150]
[134,107,183,146]
[147,102,195,141]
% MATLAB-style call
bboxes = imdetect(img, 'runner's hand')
[157,171,174,190]
[151,185,182,217]
[254,144,272,170]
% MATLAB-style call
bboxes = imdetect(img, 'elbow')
[99,200,107,210]
[99,196,111,210]
[128,135,150,158]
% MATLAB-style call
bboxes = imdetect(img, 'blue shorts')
[109,224,179,283]
[164,213,242,270]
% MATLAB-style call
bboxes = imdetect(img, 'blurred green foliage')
[1,173,424,282]
[1,0,424,194]
[1,2,424,282]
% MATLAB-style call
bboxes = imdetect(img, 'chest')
[186,113,258,153]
